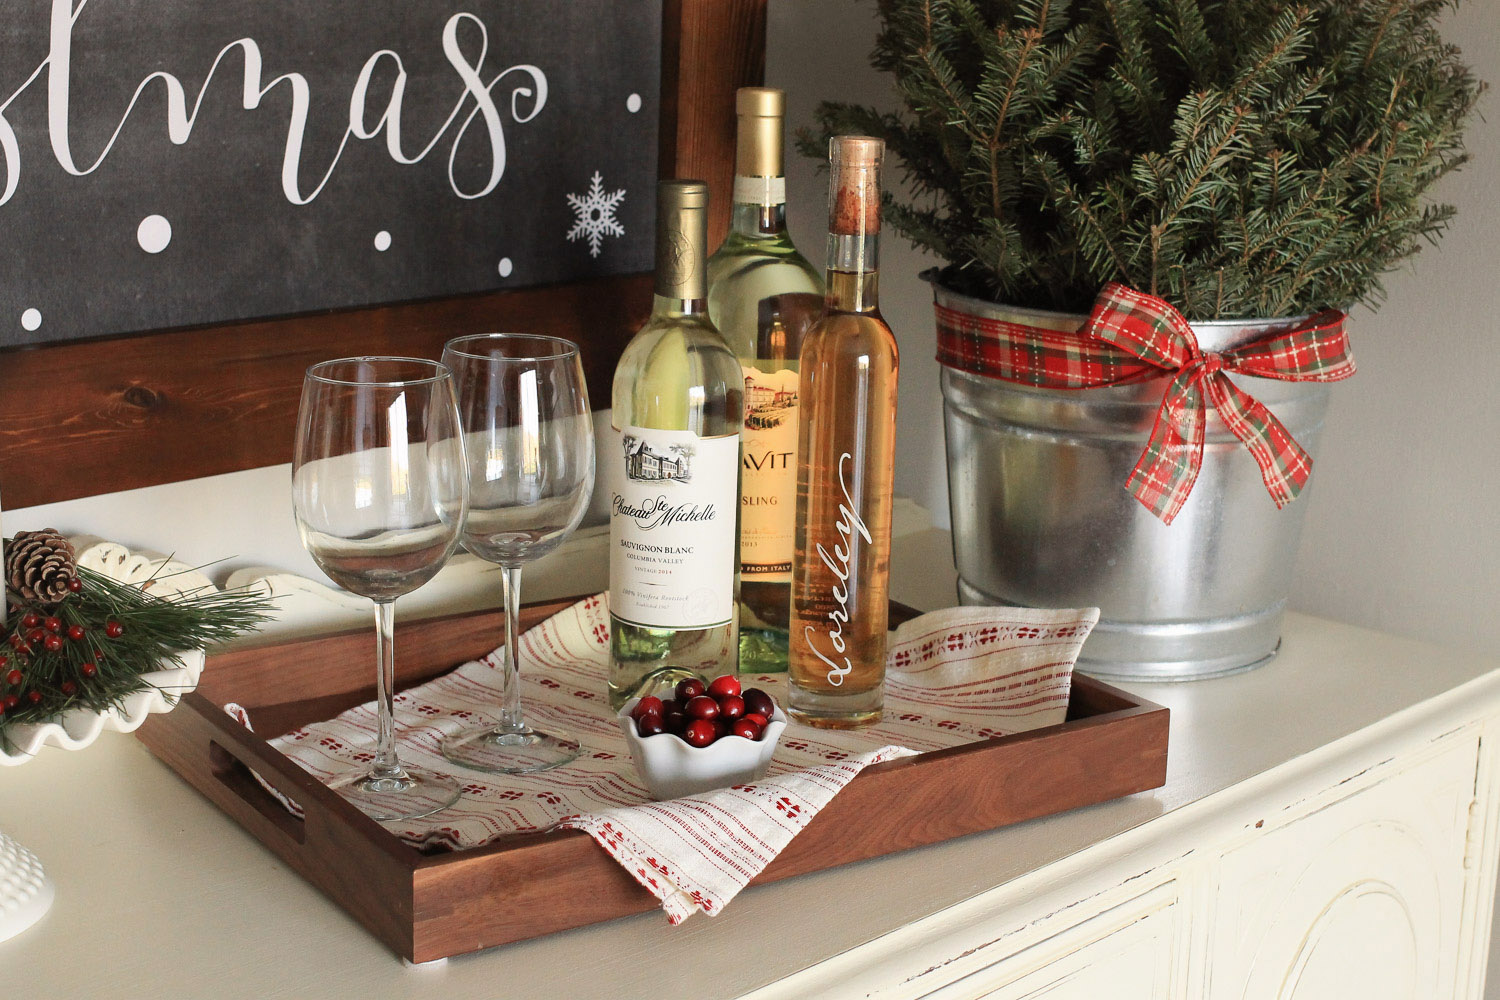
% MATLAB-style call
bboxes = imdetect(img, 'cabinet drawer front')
[1207,734,1479,1000]
[919,881,1184,1000]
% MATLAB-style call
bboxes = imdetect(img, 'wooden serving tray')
[135,597,1169,963]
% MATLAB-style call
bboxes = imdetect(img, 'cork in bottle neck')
[828,136,883,237]
[654,179,709,301]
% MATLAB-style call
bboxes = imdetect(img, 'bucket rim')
[920,267,1312,331]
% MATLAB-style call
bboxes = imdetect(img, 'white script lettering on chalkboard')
[0,0,548,207]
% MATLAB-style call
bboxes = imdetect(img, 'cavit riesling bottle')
[707,87,822,674]
[608,179,744,708]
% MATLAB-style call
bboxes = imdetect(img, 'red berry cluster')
[0,590,121,717]
[0,654,20,714]
[630,676,778,748]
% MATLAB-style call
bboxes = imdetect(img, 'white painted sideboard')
[2,468,1498,999]
[753,668,1500,1000]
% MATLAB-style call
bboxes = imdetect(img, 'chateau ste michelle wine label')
[609,425,738,630]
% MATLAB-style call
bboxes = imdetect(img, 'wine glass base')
[327,765,462,822]
[442,726,581,774]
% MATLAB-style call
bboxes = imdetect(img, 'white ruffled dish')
[0,648,205,765]
[618,696,788,800]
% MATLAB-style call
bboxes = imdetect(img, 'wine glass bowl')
[439,334,595,774]
[292,357,469,820]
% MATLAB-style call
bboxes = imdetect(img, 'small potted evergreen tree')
[804,0,1483,679]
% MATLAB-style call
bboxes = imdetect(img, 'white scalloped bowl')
[0,648,204,765]
[618,696,787,800]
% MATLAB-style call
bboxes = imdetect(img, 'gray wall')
[769,0,1500,658]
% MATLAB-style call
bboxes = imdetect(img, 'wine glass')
[439,334,595,774]
[292,357,469,820]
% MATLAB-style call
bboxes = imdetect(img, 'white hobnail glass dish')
[617,697,787,800]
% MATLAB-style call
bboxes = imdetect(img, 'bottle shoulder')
[801,310,900,361]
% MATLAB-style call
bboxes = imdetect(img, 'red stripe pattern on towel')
[228,595,1098,923]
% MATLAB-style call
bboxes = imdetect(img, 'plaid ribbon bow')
[935,282,1355,524]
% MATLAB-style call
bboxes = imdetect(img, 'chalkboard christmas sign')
[0,0,661,347]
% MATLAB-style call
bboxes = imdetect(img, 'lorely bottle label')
[802,452,871,687]
[740,364,798,582]
[609,425,738,630]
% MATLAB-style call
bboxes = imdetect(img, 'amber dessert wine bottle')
[707,87,823,674]
[607,180,744,709]
[788,137,898,728]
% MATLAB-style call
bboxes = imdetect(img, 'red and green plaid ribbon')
[936,282,1355,524]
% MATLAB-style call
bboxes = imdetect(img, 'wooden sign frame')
[0,0,767,510]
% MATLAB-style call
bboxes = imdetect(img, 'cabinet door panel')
[1207,735,1478,1000]
[921,882,1184,1000]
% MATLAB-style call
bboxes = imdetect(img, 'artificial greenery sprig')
[799,0,1484,319]
[1,563,273,747]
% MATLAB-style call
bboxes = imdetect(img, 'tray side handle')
[208,738,307,845]
[137,693,419,958]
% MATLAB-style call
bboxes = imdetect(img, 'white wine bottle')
[608,179,744,709]
[707,87,822,674]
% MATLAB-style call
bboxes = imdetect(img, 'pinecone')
[5,529,78,606]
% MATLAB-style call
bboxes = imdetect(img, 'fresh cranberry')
[67,625,85,641]
[81,662,98,678]
[631,696,664,721]
[42,617,61,634]
[1,695,16,710]
[682,720,717,748]
[26,628,46,644]
[742,712,768,728]
[730,719,762,741]
[636,714,666,738]
[717,694,746,721]
[5,669,20,687]
[26,691,41,705]
[43,635,63,653]
[105,621,125,639]
[674,678,706,702]
[742,688,776,719]
[684,695,719,721]
[662,708,687,734]
[19,613,39,630]
[60,681,76,696]
[706,675,741,700]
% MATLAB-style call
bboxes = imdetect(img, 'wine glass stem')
[499,564,525,734]
[372,599,403,777]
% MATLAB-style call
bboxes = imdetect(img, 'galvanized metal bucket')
[931,276,1332,681]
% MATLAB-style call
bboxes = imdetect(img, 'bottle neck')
[730,176,788,238]
[651,293,709,319]
[825,233,880,313]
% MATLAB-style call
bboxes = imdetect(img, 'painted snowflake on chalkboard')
[566,171,626,257]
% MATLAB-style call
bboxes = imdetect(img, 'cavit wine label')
[805,453,872,686]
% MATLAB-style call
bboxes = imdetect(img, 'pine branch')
[811,0,1483,317]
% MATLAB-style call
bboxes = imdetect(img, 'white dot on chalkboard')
[20,308,40,332]
[374,231,392,252]
[498,258,513,278]
[626,93,642,113]
[137,215,172,254]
